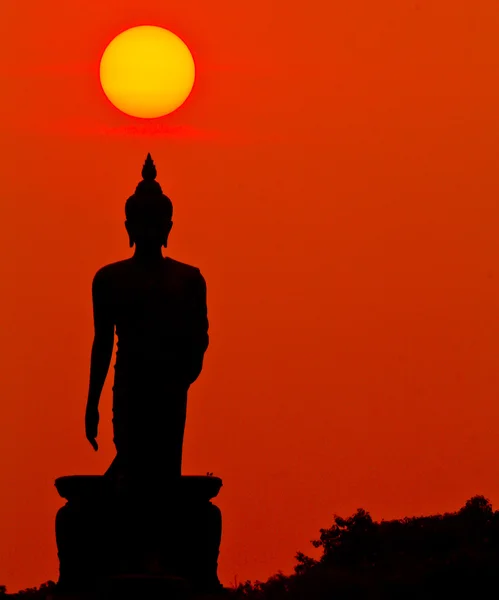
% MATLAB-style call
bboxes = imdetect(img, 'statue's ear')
[162,221,173,247]
[125,220,134,248]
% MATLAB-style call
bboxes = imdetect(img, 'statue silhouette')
[53,154,224,596]
[84,153,209,485]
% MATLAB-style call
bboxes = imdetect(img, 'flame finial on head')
[141,153,157,181]
[126,153,173,222]
[134,153,163,195]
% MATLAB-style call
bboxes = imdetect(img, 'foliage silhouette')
[231,495,499,600]
[1,582,56,599]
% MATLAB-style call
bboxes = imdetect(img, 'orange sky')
[1,0,499,591]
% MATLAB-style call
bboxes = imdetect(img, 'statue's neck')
[132,246,165,266]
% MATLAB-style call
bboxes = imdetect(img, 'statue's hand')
[85,406,99,452]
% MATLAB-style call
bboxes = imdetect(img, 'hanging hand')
[85,405,99,451]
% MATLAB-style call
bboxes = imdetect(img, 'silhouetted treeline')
[4,496,499,598]
[232,495,499,599]
[0,581,55,599]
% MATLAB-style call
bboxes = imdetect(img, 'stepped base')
[49,576,231,600]
[54,475,224,595]
[102,575,190,600]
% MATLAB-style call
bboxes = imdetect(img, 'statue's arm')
[185,269,209,385]
[86,269,115,411]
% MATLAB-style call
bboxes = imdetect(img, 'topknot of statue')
[134,153,163,195]
[125,153,173,222]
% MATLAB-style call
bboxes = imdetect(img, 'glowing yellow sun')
[99,26,195,119]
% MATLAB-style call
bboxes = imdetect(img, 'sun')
[99,26,195,119]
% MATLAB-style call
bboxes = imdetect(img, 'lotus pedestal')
[54,475,223,597]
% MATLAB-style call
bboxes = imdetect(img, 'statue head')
[125,153,173,250]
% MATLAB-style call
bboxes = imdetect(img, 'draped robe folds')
[94,256,209,484]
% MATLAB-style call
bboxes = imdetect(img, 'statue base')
[54,475,224,597]
[101,575,190,600]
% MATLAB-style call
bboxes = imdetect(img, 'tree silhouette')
[233,495,499,599]
[0,582,56,599]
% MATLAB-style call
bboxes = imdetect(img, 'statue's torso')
[97,256,203,392]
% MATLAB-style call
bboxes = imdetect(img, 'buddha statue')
[84,153,209,486]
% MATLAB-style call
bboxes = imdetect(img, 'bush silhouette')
[232,495,499,599]
[0,582,56,599]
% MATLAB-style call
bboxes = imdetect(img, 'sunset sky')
[1,0,499,591]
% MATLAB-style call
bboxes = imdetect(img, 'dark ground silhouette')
[6,494,499,599]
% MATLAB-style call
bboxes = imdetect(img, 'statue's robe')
[92,256,209,483]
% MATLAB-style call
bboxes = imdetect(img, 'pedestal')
[54,475,223,596]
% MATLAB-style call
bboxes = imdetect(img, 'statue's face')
[126,219,172,248]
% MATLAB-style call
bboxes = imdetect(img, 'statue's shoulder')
[92,259,133,285]
[167,257,203,280]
